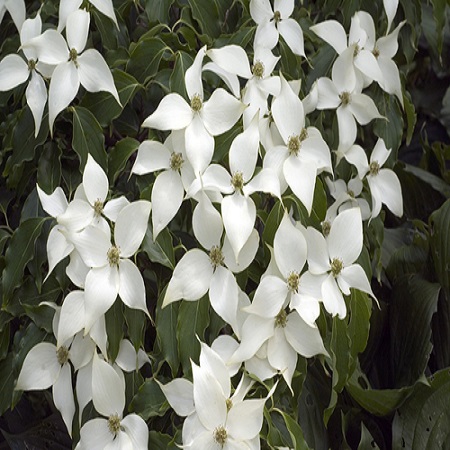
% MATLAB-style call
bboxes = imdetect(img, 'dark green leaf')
[71,106,107,170]
[262,200,284,248]
[188,0,226,37]
[124,306,145,351]
[145,0,175,23]
[105,299,124,362]
[430,199,450,291]
[170,51,194,100]
[108,137,140,184]
[142,227,175,269]
[0,353,17,415]
[37,142,62,194]
[358,423,380,449]
[148,430,179,449]
[129,378,168,420]
[2,218,46,309]
[276,408,311,450]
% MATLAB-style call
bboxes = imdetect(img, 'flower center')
[93,199,104,216]
[107,414,121,436]
[107,246,120,266]
[231,171,244,192]
[273,10,281,22]
[226,398,233,412]
[213,426,228,446]
[190,94,203,112]
[252,60,265,78]
[347,189,355,198]
[321,220,331,236]
[369,161,380,176]
[56,346,69,365]
[287,271,300,292]
[330,258,343,277]
[339,91,351,106]
[300,128,308,142]
[288,135,301,156]
[209,245,224,268]
[170,152,184,171]
[353,43,360,57]
[372,47,380,58]
[28,59,36,71]
[275,309,287,328]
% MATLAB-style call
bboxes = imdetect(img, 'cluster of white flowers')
[10,0,405,447]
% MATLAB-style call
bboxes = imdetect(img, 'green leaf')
[127,37,172,84]
[373,93,403,154]
[142,227,175,269]
[71,106,107,170]
[148,430,179,449]
[129,378,168,420]
[392,368,450,449]
[37,142,62,194]
[403,93,416,146]
[403,164,450,198]
[108,137,140,184]
[2,218,46,309]
[390,275,440,387]
[169,51,194,100]
[188,0,228,37]
[430,199,450,292]
[146,0,175,23]
[105,299,124,362]
[0,353,17,415]
[177,296,210,375]
[358,423,380,449]
[262,200,284,248]
[80,70,140,127]
[124,306,145,351]
[275,408,311,450]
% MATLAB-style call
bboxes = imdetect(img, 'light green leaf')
[275,408,311,450]
[142,227,175,270]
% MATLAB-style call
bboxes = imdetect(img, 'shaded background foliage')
[0,0,449,448]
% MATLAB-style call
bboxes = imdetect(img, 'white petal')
[118,259,149,315]
[120,414,149,450]
[157,378,194,417]
[114,200,151,257]
[84,266,119,331]
[305,226,330,274]
[23,30,69,65]
[243,168,281,199]
[46,226,73,278]
[321,273,346,318]
[276,0,294,19]
[53,363,75,436]
[4,0,25,30]
[89,0,118,27]
[378,21,404,58]
[162,249,213,306]
[104,431,133,450]
[185,46,206,101]
[37,185,68,218]
[26,71,47,137]
[16,342,59,390]
[315,77,341,110]
[283,156,317,214]
[203,61,241,97]
[76,362,92,424]
[336,105,357,150]
[284,311,328,357]
[355,49,383,84]
[188,164,232,196]
[328,207,362,265]
[274,212,307,278]
[201,88,245,136]
[211,335,240,377]
[66,249,89,288]
[192,192,223,250]
[68,224,110,267]
[371,137,391,166]
[92,352,125,416]
[278,18,305,57]
[349,93,382,125]
[250,0,273,24]
[384,0,399,32]
[272,75,304,143]
[0,54,28,91]
[369,169,403,217]
[90,315,108,358]
[209,267,239,333]
[115,339,142,372]
[66,9,89,52]
[223,229,259,273]
[199,341,231,398]
[152,170,184,239]
[290,291,321,326]
[192,362,227,431]
[48,61,79,131]
[103,196,130,222]
[142,93,193,130]
[79,418,113,450]
[377,56,403,105]
[69,333,95,370]
[131,140,171,174]
[267,327,297,389]
[310,20,347,54]
[340,144,369,178]
[185,115,214,175]
[207,45,252,78]
[57,290,85,346]
[83,154,109,206]
[339,264,374,297]
[222,193,256,261]
[58,0,82,32]
[254,20,279,50]
[245,276,288,318]
[332,48,356,93]
[57,199,94,232]
[227,398,266,440]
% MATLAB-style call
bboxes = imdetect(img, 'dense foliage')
[0,0,449,449]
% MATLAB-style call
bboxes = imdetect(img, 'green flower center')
[107,246,120,266]
[273,10,281,22]
[170,152,184,171]
[370,161,380,176]
[93,199,104,216]
[190,94,203,112]
[330,258,343,277]
[353,44,360,57]
[287,271,300,292]
[275,309,287,328]
[339,91,351,106]
[209,246,224,268]
[56,346,69,365]
[107,413,121,436]
[288,135,301,156]
[300,128,308,142]
[252,60,265,78]
[231,171,244,192]
[28,59,36,71]
[321,220,331,236]
[213,426,228,446]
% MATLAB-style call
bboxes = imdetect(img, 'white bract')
[58,0,118,31]
[0,0,25,30]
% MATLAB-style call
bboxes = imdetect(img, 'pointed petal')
[185,115,214,175]
[131,140,171,174]
[336,105,357,149]
[185,46,206,101]
[321,273,346,318]
[90,315,108,358]
[162,249,213,306]
[142,93,193,130]
[384,0,399,32]
[157,378,194,417]
[254,20,279,49]
[355,49,384,84]
[23,30,69,65]
[114,200,151,257]
[207,45,252,79]
[83,154,109,206]
[192,192,223,250]
[57,290,85,346]
[278,18,305,57]
[103,196,130,222]
[0,54,28,91]
[46,226,73,278]
[26,71,47,137]
[68,224,110,267]
[315,77,341,110]
[58,0,82,32]
[48,61,79,131]
[69,333,96,370]
[305,226,330,274]
[57,199,94,232]
[92,352,125,416]
[267,327,297,389]
[66,249,89,288]
[371,137,391,166]
[211,335,240,377]
[340,144,369,178]
[339,264,374,297]
[79,418,113,450]
[199,341,231,398]
[37,185,68,218]
[227,398,266,440]
[369,169,403,217]
[16,342,59,391]
[243,168,281,199]
[5,0,25,30]
[223,229,259,273]
[76,362,92,424]
[115,339,143,372]
[151,170,184,239]
[245,276,288,318]
[250,0,272,24]
[290,291,321,326]
[310,20,347,54]
[89,0,118,27]
[377,56,403,105]
[66,8,89,52]
[203,61,241,97]
[222,193,256,261]
[120,414,149,450]
[53,363,75,436]
[274,213,307,278]
[202,88,245,136]
[284,311,328,357]
[332,47,356,93]
[118,259,148,315]
[349,93,382,125]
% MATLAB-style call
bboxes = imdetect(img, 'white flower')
[0,0,25,30]
[0,14,47,136]
[23,9,121,132]
[251,0,305,57]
